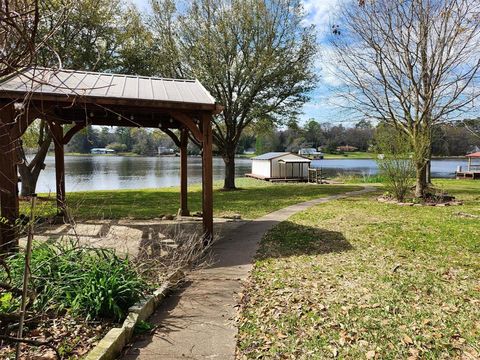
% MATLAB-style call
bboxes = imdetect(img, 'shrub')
[374,126,415,201]
[2,240,148,321]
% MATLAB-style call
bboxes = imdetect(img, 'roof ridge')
[26,66,198,83]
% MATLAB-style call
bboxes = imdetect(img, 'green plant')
[134,320,155,335]
[2,240,148,321]
[0,292,19,313]
[374,127,415,201]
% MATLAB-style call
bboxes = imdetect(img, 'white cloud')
[302,0,348,38]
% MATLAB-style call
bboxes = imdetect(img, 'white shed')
[249,152,311,180]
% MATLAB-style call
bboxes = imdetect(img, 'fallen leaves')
[236,191,480,359]
[403,335,414,345]
[0,314,109,359]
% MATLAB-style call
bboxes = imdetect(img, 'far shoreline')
[49,152,471,161]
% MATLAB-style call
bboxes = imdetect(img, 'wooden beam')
[178,128,190,216]
[63,123,85,145]
[48,121,66,214]
[201,113,214,241]
[170,111,203,143]
[162,128,181,147]
[0,105,20,254]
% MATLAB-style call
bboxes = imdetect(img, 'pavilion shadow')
[206,220,352,269]
[258,220,353,259]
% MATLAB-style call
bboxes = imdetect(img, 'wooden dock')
[245,173,308,182]
[456,171,480,180]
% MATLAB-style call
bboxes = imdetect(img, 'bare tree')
[0,1,40,77]
[458,118,480,140]
[1,1,70,198]
[331,0,480,197]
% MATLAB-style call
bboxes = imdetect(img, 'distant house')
[298,148,324,159]
[336,145,358,152]
[158,146,175,155]
[91,148,115,154]
[248,152,311,180]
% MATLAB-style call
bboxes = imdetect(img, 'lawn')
[237,179,480,359]
[23,178,361,220]
[323,151,374,159]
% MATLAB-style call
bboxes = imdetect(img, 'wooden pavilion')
[456,151,480,180]
[0,68,222,253]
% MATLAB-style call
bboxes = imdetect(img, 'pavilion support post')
[0,107,20,254]
[178,128,190,216]
[201,113,213,242]
[50,121,66,215]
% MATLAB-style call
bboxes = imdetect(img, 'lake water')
[33,155,467,192]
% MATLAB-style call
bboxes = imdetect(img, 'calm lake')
[33,155,467,193]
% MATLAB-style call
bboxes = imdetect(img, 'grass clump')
[3,240,148,321]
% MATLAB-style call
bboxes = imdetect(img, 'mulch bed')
[377,195,463,207]
[0,314,112,359]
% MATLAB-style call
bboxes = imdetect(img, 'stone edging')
[84,270,184,360]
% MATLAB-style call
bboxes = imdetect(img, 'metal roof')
[252,152,291,160]
[251,152,312,161]
[0,67,216,106]
[278,159,311,163]
[466,151,480,158]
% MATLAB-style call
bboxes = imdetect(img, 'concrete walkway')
[122,187,374,360]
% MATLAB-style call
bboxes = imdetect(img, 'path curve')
[122,186,375,360]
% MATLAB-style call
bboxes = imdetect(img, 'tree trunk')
[415,159,428,198]
[223,151,236,190]
[17,129,52,197]
[18,166,39,197]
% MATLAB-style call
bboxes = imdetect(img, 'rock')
[397,202,414,206]
[164,214,175,220]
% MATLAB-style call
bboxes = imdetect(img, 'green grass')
[238,179,480,359]
[324,151,374,159]
[21,178,361,220]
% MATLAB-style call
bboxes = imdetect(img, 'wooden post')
[50,122,66,215]
[201,113,213,241]
[178,128,190,216]
[0,106,20,254]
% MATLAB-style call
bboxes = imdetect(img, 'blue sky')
[129,0,345,124]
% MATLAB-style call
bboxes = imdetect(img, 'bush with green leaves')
[2,240,148,321]
[374,125,415,202]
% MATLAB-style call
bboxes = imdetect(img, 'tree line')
[64,126,176,156]
[239,119,480,156]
